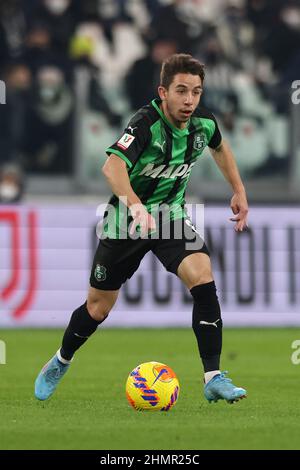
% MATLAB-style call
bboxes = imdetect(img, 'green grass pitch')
[0,328,300,450]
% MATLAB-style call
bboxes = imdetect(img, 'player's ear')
[158,85,167,101]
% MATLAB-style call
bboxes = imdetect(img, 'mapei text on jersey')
[139,162,195,179]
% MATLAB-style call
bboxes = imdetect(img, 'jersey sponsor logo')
[193,133,206,150]
[117,133,135,150]
[139,162,195,179]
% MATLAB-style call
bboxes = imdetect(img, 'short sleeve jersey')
[103,98,222,237]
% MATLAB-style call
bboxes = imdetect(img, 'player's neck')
[160,101,187,130]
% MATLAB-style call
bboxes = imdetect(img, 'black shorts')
[90,217,210,290]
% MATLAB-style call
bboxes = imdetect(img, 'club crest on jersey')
[193,133,206,151]
[117,133,135,150]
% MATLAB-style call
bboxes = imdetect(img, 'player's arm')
[102,154,141,207]
[102,154,156,236]
[103,117,156,236]
[209,140,249,232]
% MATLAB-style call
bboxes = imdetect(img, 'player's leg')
[153,218,221,378]
[59,287,119,361]
[34,288,119,401]
[154,217,246,403]
[177,252,222,379]
[177,252,246,403]
[35,235,151,401]
[34,235,125,401]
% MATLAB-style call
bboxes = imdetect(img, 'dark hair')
[160,54,205,89]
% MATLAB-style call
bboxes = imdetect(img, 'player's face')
[158,73,203,129]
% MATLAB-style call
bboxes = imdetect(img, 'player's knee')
[87,291,118,322]
[189,269,213,290]
[87,298,110,322]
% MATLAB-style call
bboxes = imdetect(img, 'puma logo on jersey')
[127,126,138,134]
[154,140,166,152]
[139,162,195,179]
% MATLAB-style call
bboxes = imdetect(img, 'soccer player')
[35,54,249,404]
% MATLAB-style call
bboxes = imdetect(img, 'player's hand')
[129,203,156,238]
[229,191,249,232]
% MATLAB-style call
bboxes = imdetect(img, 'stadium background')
[1,0,300,451]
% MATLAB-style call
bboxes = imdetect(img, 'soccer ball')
[126,361,180,411]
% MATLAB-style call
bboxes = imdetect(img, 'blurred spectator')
[0,0,27,68]
[246,0,283,38]
[220,107,270,177]
[195,33,240,114]
[0,163,24,203]
[29,0,80,57]
[79,0,147,47]
[0,62,32,165]
[0,0,297,185]
[126,39,178,110]
[24,21,73,80]
[93,0,133,46]
[23,66,74,174]
[70,22,122,125]
[262,2,300,76]
[88,66,122,126]
[145,0,203,53]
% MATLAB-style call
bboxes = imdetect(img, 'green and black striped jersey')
[103,98,222,237]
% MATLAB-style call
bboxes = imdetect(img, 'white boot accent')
[56,349,73,365]
[204,370,221,384]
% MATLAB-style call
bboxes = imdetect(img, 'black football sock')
[60,302,105,361]
[190,281,223,372]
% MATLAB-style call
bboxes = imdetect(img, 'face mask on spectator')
[281,7,300,29]
[44,0,70,15]
[37,66,64,102]
[0,183,20,201]
[39,84,61,102]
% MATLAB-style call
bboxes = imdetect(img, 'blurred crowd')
[1,0,300,202]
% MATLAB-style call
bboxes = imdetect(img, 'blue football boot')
[35,352,71,401]
[204,371,247,404]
